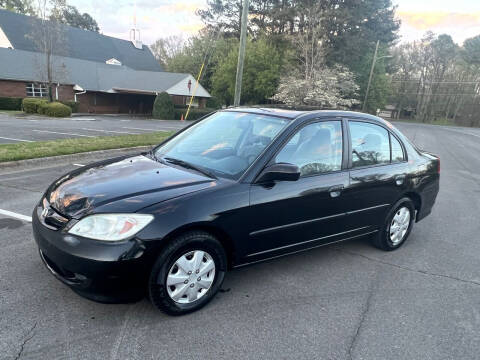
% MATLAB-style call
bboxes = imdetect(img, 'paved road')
[0,122,479,359]
[0,114,188,144]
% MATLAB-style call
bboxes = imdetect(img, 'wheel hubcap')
[166,250,215,304]
[390,207,411,245]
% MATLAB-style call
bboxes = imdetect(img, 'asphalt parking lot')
[0,121,479,359]
[0,113,188,143]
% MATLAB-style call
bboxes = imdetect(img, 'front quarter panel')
[136,181,251,265]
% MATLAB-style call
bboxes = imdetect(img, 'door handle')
[329,185,344,198]
[395,174,406,186]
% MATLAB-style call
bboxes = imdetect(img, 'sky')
[69,0,480,46]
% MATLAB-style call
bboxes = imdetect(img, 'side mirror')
[256,163,300,183]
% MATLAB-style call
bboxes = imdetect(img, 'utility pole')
[233,0,249,107]
[362,40,379,112]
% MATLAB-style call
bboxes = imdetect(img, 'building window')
[26,83,48,97]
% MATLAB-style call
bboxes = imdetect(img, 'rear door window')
[350,121,390,168]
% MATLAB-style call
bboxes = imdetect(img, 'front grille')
[39,198,69,230]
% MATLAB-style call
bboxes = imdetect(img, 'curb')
[0,146,152,173]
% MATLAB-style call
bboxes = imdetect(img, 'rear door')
[246,119,352,261]
[345,119,409,230]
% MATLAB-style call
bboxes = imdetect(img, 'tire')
[148,231,227,315]
[371,197,415,251]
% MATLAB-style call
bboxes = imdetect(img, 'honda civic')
[33,108,440,315]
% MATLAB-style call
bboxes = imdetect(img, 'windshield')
[154,111,290,179]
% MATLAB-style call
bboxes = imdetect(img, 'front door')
[246,120,353,262]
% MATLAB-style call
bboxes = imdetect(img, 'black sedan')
[33,108,440,315]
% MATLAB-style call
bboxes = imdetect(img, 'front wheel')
[372,198,415,251]
[148,231,227,315]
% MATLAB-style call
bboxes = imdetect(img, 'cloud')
[398,11,480,30]
[155,2,200,14]
[178,23,204,33]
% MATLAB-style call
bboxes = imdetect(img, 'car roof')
[222,107,387,124]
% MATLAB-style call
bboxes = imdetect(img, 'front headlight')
[68,214,154,241]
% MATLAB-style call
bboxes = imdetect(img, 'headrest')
[363,133,381,147]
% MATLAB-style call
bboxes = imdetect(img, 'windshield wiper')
[149,150,165,164]
[163,157,217,179]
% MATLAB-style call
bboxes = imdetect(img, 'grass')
[0,110,23,115]
[0,131,173,163]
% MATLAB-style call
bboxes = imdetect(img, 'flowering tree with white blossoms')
[272,65,360,108]
[271,1,360,109]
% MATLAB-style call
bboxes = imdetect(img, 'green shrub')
[43,102,72,117]
[37,101,49,115]
[0,97,23,110]
[60,100,79,113]
[206,97,222,109]
[174,108,215,121]
[22,98,48,113]
[152,92,175,119]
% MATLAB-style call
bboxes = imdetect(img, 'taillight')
[437,158,440,174]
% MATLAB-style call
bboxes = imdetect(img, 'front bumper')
[32,204,157,303]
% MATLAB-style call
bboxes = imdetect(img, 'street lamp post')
[362,40,392,112]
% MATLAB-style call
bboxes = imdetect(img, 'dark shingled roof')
[0,9,163,72]
[0,48,211,97]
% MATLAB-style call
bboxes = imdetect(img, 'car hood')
[46,155,216,218]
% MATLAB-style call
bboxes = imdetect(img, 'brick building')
[0,9,210,114]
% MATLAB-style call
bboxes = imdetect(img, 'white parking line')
[0,209,32,222]
[81,128,138,135]
[0,136,34,142]
[32,130,94,138]
[73,163,85,167]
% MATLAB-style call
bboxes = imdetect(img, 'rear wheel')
[148,231,227,315]
[372,198,415,251]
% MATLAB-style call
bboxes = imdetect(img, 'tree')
[30,0,68,102]
[388,32,480,125]
[211,37,283,105]
[198,0,400,62]
[455,35,480,126]
[272,65,359,108]
[50,4,99,32]
[389,42,421,118]
[356,46,391,114]
[150,35,185,69]
[462,35,480,65]
[0,0,36,15]
[197,0,243,36]
[198,0,399,110]
[290,1,327,81]
[152,92,175,119]
[167,33,237,92]
[322,0,399,69]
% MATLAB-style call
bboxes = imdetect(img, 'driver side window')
[275,121,343,177]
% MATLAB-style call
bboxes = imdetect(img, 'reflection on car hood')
[46,155,215,218]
